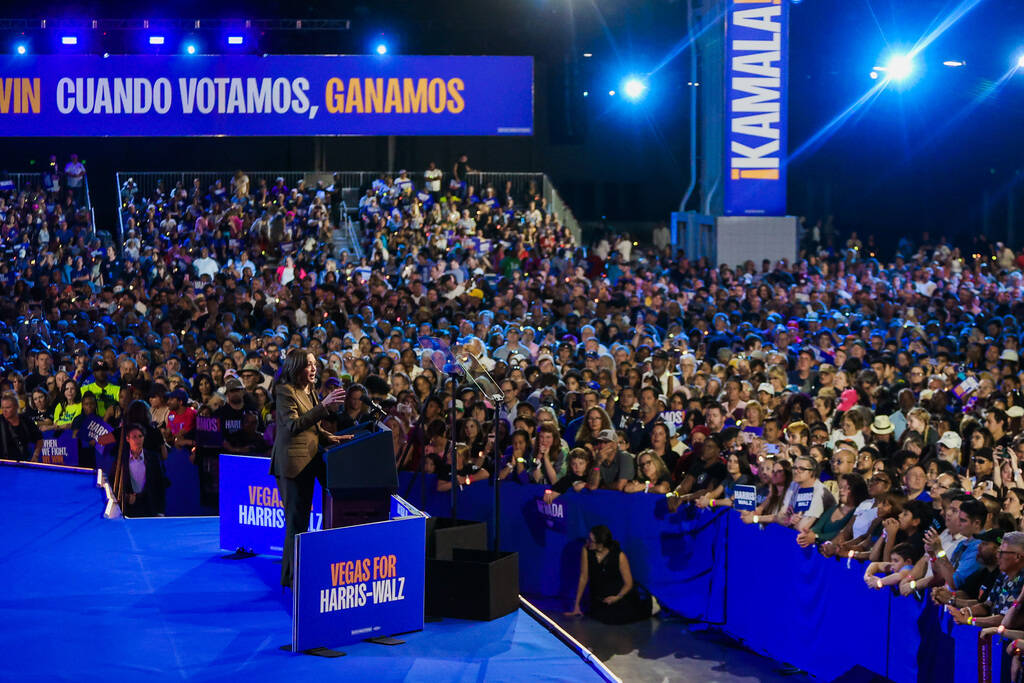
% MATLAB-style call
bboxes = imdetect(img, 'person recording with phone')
[271,349,348,588]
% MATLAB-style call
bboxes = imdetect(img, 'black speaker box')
[426,548,519,621]
[425,518,487,560]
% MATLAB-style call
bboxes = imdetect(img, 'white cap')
[938,431,962,450]
[757,382,775,396]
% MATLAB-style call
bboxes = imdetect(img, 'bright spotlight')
[149,35,165,45]
[15,43,26,55]
[185,43,197,55]
[869,70,878,80]
[227,35,244,45]
[608,90,616,97]
[623,77,647,100]
[1018,54,1024,69]
[885,54,914,80]
[61,36,77,46]
[942,60,965,67]
[375,43,388,55]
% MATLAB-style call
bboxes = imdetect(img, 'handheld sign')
[660,410,684,430]
[196,415,223,449]
[793,487,815,513]
[733,484,758,511]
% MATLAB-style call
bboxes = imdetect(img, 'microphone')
[358,393,387,417]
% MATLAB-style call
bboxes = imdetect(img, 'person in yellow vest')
[53,379,83,429]
[81,361,120,421]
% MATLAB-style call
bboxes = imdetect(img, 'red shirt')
[166,406,197,436]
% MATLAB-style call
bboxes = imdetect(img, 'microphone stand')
[447,371,459,520]
[489,392,504,552]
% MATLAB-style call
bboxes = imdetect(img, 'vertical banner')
[293,508,425,651]
[724,0,788,216]
[219,454,323,555]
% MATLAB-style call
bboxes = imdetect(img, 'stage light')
[583,52,592,58]
[227,35,244,45]
[885,54,914,81]
[869,70,879,79]
[1018,54,1024,69]
[15,43,26,55]
[943,60,965,67]
[149,35,165,45]
[582,90,589,97]
[375,43,388,55]
[622,77,647,100]
[608,90,616,96]
[61,36,77,46]
[185,43,197,55]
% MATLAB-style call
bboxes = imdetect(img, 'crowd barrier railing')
[396,473,1011,683]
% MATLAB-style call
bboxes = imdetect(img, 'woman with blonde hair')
[625,450,672,494]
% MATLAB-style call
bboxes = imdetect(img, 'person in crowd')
[799,473,869,547]
[696,451,755,509]
[864,542,924,590]
[587,429,635,492]
[624,450,672,494]
[116,423,169,517]
[566,525,652,624]
[0,392,42,461]
[544,448,592,502]
[947,531,1024,628]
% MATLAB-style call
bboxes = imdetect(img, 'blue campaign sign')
[40,430,79,467]
[0,55,533,137]
[793,486,815,513]
[218,454,322,555]
[723,0,789,216]
[732,484,758,511]
[292,505,425,651]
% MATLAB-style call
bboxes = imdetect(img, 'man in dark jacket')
[118,424,168,517]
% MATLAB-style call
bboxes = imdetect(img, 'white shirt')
[129,451,146,493]
[852,498,878,538]
[194,256,220,280]
[425,168,442,192]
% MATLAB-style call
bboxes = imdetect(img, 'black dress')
[587,547,652,624]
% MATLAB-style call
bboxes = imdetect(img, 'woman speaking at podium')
[272,349,347,587]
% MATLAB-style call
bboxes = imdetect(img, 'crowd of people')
[4,153,1024,650]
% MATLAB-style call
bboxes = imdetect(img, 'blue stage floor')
[0,466,601,682]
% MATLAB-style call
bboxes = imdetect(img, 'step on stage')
[1,465,606,682]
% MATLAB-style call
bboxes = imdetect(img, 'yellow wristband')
[936,550,947,559]
[753,515,760,524]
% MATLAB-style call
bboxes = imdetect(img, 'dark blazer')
[271,383,334,479]
[118,448,168,517]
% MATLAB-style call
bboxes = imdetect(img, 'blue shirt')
[952,537,981,589]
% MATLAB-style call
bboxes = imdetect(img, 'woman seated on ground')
[797,473,869,548]
[624,450,673,494]
[696,452,755,509]
[863,542,923,590]
[566,525,652,624]
[543,449,592,502]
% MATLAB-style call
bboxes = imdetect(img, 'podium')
[322,428,399,529]
[292,429,424,652]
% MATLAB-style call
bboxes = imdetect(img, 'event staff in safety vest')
[81,360,120,421]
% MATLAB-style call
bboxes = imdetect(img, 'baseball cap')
[1001,349,1020,362]
[976,528,1003,544]
[225,377,244,392]
[938,431,962,450]
[757,382,775,396]
[837,388,859,412]
[595,429,617,442]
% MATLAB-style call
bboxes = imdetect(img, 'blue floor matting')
[0,466,600,682]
